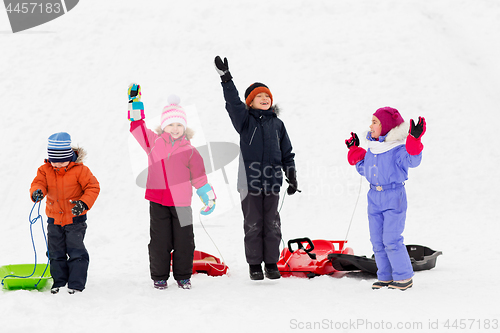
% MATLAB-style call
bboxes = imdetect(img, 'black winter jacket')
[222,80,295,193]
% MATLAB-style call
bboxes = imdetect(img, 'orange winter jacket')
[30,148,100,226]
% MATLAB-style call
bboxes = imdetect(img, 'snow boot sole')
[388,278,413,291]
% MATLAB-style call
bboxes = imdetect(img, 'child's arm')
[127,83,158,153]
[30,167,48,202]
[279,124,298,194]
[130,120,159,154]
[189,148,209,189]
[215,56,249,134]
[189,148,216,215]
[76,166,100,213]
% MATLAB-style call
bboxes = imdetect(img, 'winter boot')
[68,289,82,294]
[249,264,264,280]
[264,263,281,280]
[388,278,413,291]
[372,280,392,290]
[153,280,168,290]
[50,287,60,294]
[177,279,192,290]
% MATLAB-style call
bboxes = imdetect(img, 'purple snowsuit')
[355,128,422,281]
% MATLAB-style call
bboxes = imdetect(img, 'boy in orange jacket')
[30,132,100,294]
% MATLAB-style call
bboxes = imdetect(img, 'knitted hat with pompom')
[373,107,405,137]
[161,95,187,130]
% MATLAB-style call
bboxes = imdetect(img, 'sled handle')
[287,238,317,260]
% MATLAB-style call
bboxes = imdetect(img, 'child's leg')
[378,188,413,281]
[382,209,413,281]
[240,192,265,265]
[47,223,69,288]
[149,202,174,281]
[368,211,393,282]
[262,192,281,265]
[171,206,194,281]
[64,222,89,291]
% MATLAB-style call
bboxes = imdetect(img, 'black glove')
[285,168,300,195]
[32,189,44,202]
[409,116,426,139]
[345,132,359,149]
[214,56,233,83]
[71,200,88,216]
[286,178,299,195]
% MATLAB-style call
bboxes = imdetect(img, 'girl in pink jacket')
[128,84,216,290]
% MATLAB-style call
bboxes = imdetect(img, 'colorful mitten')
[406,116,426,155]
[196,183,216,215]
[128,83,145,121]
[346,132,366,165]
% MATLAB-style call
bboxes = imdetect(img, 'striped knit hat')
[47,132,74,163]
[160,95,187,131]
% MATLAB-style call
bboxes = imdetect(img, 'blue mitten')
[196,183,216,215]
[128,83,145,121]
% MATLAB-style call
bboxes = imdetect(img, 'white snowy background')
[1,0,500,332]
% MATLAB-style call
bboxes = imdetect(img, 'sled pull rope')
[198,213,228,272]
[1,201,50,287]
[344,176,363,241]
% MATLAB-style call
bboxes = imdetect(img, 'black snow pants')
[240,191,282,265]
[149,202,194,281]
[47,220,89,291]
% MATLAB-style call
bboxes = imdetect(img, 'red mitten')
[347,146,366,165]
[406,135,423,155]
[406,117,426,155]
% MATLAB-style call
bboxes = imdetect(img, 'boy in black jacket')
[214,56,298,280]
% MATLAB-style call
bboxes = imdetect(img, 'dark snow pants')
[149,202,194,281]
[47,221,89,291]
[240,191,282,265]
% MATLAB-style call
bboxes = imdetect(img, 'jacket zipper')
[276,130,280,149]
[249,127,257,145]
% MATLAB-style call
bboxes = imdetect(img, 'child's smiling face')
[249,93,272,110]
[164,122,185,139]
[370,116,382,139]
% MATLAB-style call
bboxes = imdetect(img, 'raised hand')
[345,132,360,149]
[128,83,145,121]
[214,56,233,83]
[409,117,426,139]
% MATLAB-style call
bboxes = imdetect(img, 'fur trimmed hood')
[364,122,410,143]
[365,122,410,154]
[384,121,410,142]
[73,146,87,163]
[154,126,195,140]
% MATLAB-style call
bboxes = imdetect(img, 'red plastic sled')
[192,251,228,277]
[277,238,354,278]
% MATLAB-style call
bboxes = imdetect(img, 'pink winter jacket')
[130,120,208,207]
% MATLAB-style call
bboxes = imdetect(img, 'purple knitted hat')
[373,107,404,136]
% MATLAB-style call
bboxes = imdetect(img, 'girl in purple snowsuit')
[345,107,426,291]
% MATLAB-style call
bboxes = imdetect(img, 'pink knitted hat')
[373,107,404,136]
[161,95,187,130]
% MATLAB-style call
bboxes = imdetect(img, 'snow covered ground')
[1,0,500,332]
